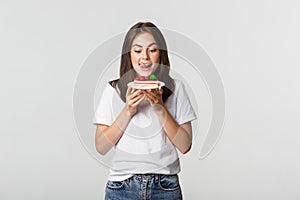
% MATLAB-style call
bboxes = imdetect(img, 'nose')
[141,49,149,60]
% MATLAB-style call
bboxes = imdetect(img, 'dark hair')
[110,22,175,102]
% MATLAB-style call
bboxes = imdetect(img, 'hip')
[105,173,183,200]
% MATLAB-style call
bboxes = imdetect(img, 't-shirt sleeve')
[93,84,114,126]
[175,81,197,125]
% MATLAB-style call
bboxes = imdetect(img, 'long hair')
[110,22,175,102]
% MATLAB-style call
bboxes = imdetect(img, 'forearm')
[153,105,192,154]
[95,107,132,155]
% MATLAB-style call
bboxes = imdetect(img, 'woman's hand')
[143,87,164,107]
[125,87,145,117]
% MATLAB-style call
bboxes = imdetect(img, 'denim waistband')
[132,173,160,183]
[105,173,182,200]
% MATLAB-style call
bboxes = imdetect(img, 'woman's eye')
[149,49,157,53]
[134,50,141,53]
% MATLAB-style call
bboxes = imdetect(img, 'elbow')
[95,131,110,155]
[95,135,113,155]
[96,145,108,155]
[181,144,192,154]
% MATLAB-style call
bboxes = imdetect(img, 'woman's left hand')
[143,87,163,106]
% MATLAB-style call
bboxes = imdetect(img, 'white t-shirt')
[93,79,197,181]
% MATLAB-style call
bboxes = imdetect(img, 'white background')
[1,0,299,199]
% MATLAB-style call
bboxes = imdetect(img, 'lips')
[139,62,152,67]
[139,62,152,70]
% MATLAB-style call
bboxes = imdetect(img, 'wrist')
[123,106,134,118]
[152,103,165,114]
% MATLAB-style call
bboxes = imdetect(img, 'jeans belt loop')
[155,174,159,183]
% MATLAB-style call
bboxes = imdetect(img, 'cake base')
[127,81,165,90]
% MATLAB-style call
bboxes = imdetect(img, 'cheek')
[151,53,160,63]
[130,54,138,64]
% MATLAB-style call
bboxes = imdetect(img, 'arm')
[153,105,192,154]
[95,107,132,155]
[143,88,193,154]
[95,88,145,155]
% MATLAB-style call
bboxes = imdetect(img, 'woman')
[93,22,196,200]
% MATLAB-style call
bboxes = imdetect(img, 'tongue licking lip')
[139,63,152,67]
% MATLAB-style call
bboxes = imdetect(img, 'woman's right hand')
[125,87,145,117]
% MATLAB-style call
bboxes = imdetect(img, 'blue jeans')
[104,174,183,200]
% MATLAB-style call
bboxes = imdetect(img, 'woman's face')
[130,32,160,77]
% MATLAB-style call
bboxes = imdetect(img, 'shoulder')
[105,82,115,91]
[101,82,116,97]
[164,79,186,103]
[171,79,191,102]
[173,78,185,94]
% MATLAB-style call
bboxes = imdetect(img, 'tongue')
[140,63,150,67]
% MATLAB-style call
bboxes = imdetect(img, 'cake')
[133,74,159,89]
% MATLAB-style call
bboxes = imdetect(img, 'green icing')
[149,74,157,80]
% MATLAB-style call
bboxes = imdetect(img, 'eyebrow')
[131,42,157,48]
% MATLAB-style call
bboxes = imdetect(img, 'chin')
[134,65,158,77]
[137,71,153,77]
